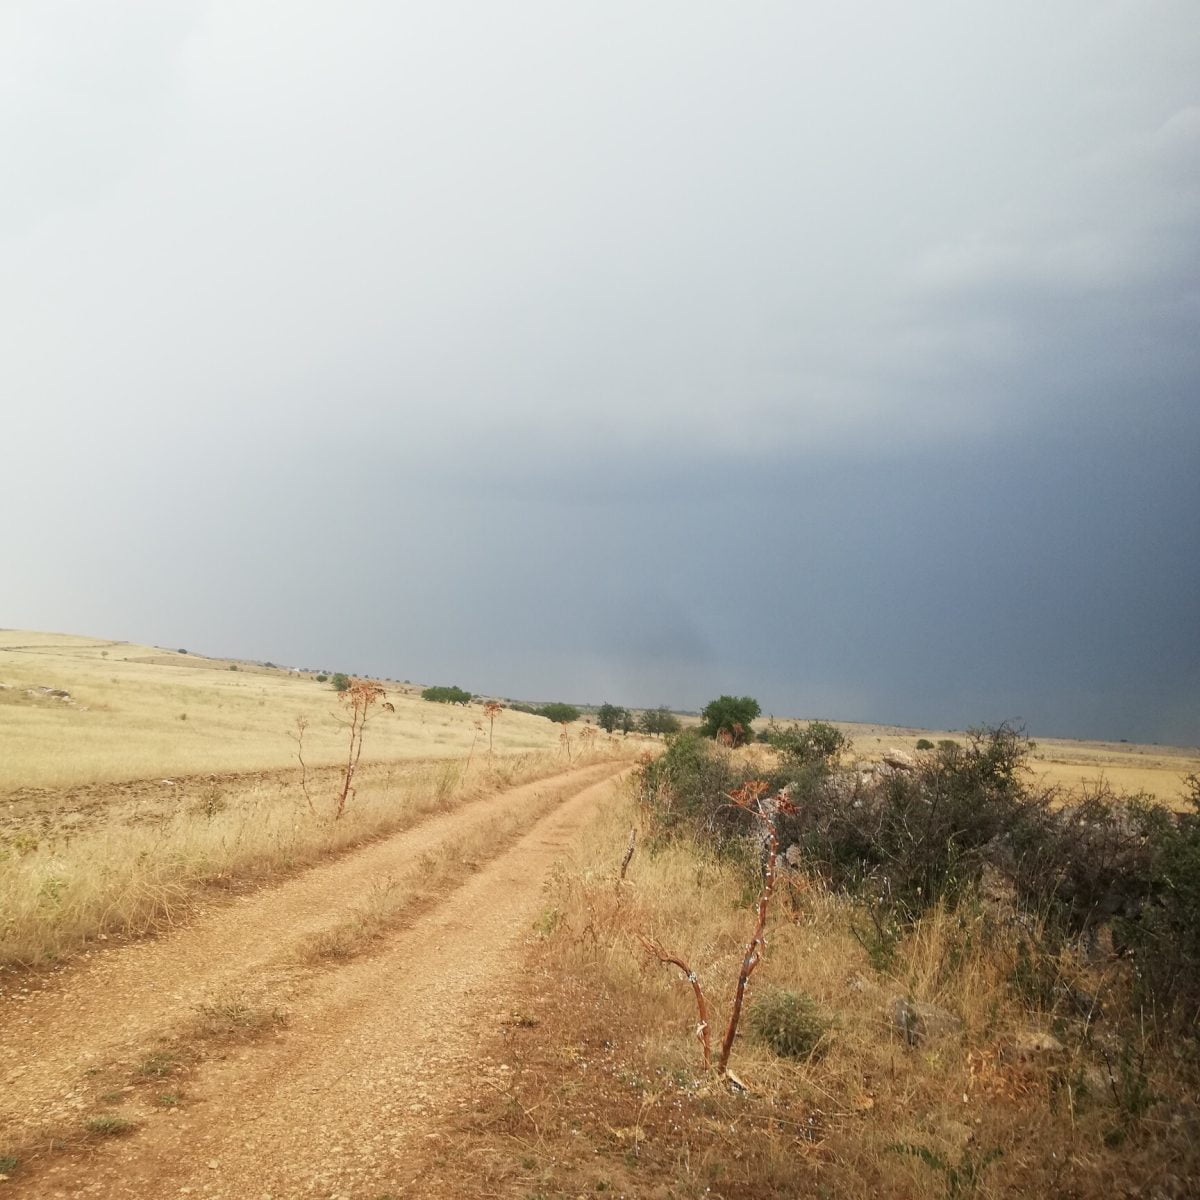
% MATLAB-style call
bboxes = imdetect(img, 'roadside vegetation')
[0,744,632,969]
[443,721,1200,1198]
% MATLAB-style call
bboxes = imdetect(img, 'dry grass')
[0,748,624,969]
[0,628,648,968]
[425,792,1200,1199]
[0,629,573,790]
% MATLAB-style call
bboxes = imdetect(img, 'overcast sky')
[3,2,1198,744]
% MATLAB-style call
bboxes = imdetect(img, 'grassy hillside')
[0,629,564,792]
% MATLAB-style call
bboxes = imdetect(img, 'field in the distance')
[0,629,568,795]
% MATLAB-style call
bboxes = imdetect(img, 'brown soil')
[0,760,631,1197]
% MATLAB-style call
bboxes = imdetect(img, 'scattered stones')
[882,748,916,771]
[890,995,963,1047]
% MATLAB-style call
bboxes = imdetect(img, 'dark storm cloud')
[3,1,1197,743]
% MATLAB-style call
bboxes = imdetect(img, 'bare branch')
[619,827,637,882]
[639,934,712,1069]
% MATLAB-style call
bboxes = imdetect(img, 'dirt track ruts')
[1,759,630,1196]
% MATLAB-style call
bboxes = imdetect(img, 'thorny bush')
[637,728,1200,1036]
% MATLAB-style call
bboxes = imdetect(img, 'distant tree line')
[508,701,581,724]
[595,703,680,737]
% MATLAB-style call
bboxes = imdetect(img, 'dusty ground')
[0,760,632,1197]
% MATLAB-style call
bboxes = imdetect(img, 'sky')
[3,1,1198,744]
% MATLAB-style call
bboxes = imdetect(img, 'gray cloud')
[3,1,1197,744]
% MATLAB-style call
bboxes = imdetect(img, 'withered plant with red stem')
[640,779,794,1076]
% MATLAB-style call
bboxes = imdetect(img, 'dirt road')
[1,760,631,1197]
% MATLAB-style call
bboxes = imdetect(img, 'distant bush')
[596,703,626,734]
[315,674,328,683]
[537,702,580,724]
[422,685,472,705]
[177,648,187,655]
[638,731,744,842]
[747,988,830,1060]
[768,720,849,766]
[228,664,239,672]
[330,673,351,693]
[698,695,760,746]
[915,738,934,750]
[937,739,960,752]
[638,706,681,737]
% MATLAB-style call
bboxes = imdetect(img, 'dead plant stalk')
[334,679,386,820]
[641,780,792,1077]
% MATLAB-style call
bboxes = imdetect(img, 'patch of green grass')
[746,987,832,1060]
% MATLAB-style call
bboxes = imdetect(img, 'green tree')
[638,706,682,737]
[597,703,625,734]
[330,672,351,693]
[537,702,580,724]
[698,695,760,746]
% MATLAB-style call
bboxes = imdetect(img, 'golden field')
[0,628,639,968]
[0,628,567,793]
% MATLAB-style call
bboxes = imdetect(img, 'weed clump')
[746,988,830,1060]
[85,1114,136,1136]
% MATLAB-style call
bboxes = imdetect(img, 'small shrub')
[138,1051,178,1079]
[0,1155,17,1173]
[228,664,239,671]
[747,988,830,1060]
[422,685,472,705]
[315,673,328,683]
[638,731,743,842]
[637,706,681,736]
[536,702,581,724]
[85,1114,136,1136]
[330,672,351,693]
[768,720,849,766]
[916,738,934,750]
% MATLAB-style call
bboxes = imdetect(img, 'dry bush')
[444,793,1200,1199]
